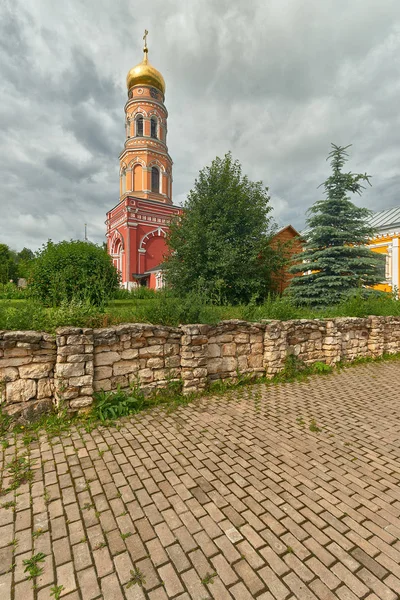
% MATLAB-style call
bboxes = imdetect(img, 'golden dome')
[126,48,165,95]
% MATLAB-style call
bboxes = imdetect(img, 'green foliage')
[94,378,146,422]
[113,287,158,300]
[23,552,46,580]
[126,567,146,588]
[0,299,106,332]
[134,291,222,326]
[94,375,185,422]
[4,455,34,491]
[289,144,385,306]
[29,240,120,306]
[0,244,18,284]
[50,585,64,600]
[272,355,333,384]
[164,152,286,304]
[0,245,35,283]
[16,248,35,279]
[0,283,27,299]
[3,290,400,332]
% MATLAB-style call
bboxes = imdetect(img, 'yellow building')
[369,207,400,294]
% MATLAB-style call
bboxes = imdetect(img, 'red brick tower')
[106,31,181,289]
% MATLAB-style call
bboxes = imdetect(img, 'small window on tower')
[151,167,160,193]
[151,117,157,139]
[136,115,143,137]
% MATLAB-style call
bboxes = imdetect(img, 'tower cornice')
[119,146,173,166]
[125,96,168,118]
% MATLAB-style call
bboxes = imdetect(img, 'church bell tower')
[106,31,181,289]
[120,30,173,203]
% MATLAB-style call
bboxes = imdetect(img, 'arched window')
[121,169,126,194]
[151,167,160,193]
[136,115,143,137]
[150,117,158,139]
[133,164,142,191]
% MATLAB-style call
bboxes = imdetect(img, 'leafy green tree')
[29,240,120,306]
[0,244,18,284]
[163,153,285,304]
[16,247,35,279]
[288,144,385,306]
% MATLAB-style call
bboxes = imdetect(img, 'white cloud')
[1,0,400,250]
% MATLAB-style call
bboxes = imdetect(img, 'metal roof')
[368,206,400,231]
[301,205,400,237]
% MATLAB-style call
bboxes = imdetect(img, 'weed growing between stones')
[126,567,146,588]
[93,375,186,422]
[201,572,217,585]
[4,455,34,492]
[50,585,64,600]
[23,552,46,580]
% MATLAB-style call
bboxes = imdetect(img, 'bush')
[0,300,106,333]
[0,283,27,300]
[0,301,48,331]
[29,240,119,307]
[113,287,158,300]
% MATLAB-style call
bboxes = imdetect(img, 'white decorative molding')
[392,237,399,295]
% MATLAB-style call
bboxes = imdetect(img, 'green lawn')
[1,293,400,332]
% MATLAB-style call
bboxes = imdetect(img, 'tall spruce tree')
[288,144,385,306]
[163,153,285,304]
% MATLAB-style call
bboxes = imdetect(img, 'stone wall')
[92,324,181,394]
[0,330,56,421]
[1,316,400,419]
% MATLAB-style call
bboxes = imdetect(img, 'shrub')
[0,283,26,299]
[29,240,119,307]
[0,301,48,331]
[113,287,158,300]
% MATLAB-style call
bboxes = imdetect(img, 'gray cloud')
[1,0,400,251]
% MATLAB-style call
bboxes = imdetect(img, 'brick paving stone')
[158,563,184,596]
[77,566,101,599]
[56,561,77,596]
[2,361,400,598]
[101,572,125,599]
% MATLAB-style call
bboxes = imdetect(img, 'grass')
[2,290,400,331]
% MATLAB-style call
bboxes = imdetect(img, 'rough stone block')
[113,360,138,376]
[139,345,163,357]
[67,335,92,345]
[94,351,121,366]
[222,343,236,357]
[6,379,36,403]
[58,345,85,356]
[207,344,220,358]
[221,357,237,372]
[56,363,85,378]
[68,375,93,387]
[19,362,54,380]
[146,357,164,369]
[37,379,54,399]
[0,366,19,382]
[69,397,93,409]
[138,368,154,383]
[94,366,113,380]
[121,349,139,360]
[165,356,180,368]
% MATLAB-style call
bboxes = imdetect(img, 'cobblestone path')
[1,360,400,599]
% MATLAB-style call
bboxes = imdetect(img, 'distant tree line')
[0,244,35,284]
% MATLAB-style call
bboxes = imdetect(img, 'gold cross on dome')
[143,29,149,50]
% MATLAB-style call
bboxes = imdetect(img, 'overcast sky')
[1,0,400,251]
